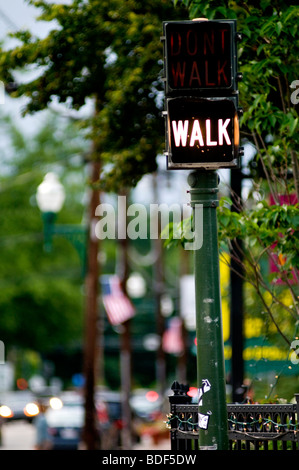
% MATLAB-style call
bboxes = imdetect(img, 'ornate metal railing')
[168,382,299,450]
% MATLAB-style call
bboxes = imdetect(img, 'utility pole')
[119,217,133,450]
[230,168,244,403]
[82,160,101,450]
[152,173,167,398]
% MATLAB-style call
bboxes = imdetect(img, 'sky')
[0,0,93,133]
[0,0,48,37]
[0,1,53,132]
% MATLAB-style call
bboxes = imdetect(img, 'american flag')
[101,275,135,326]
[162,317,184,355]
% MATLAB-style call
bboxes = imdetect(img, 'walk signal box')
[162,19,242,169]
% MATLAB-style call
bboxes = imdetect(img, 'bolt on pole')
[188,170,229,451]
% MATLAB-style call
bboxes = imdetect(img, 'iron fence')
[168,382,299,450]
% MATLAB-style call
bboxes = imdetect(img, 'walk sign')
[161,19,242,169]
[166,96,239,169]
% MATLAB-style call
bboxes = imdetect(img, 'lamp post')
[36,172,66,251]
[36,169,101,449]
[36,172,88,274]
[36,172,66,213]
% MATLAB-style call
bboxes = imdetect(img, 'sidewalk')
[133,435,170,450]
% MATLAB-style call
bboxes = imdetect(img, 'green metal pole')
[188,170,229,451]
[41,211,56,252]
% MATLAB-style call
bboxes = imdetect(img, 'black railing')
[168,382,299,450]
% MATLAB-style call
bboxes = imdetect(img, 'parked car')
[130,389,162,421]
[0,391,40,423]
[95,390,123,449]
[45,403,84,450]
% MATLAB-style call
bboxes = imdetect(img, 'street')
[0,421,36,450]
[0,421,170,451]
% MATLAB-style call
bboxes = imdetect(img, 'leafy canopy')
[0,111,87,354]
[170,0,299,348]
[0,0,188,191]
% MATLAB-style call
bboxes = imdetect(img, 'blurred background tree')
[0,0,188,190]
[0,0,190,449]
[0,109,87,376]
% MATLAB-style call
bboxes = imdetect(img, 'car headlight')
[0,405,13,418]
[24,402,39,417]
[49,397,63,410]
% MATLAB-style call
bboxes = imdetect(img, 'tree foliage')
[0,0,188,191]
[0,111,87,355]
[169,0,299,349]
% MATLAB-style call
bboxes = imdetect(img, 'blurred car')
[0,391,40,423]
[45,403,84,450]
[57,391,84,406]
[130,390,162,422]
[95,390,123,449]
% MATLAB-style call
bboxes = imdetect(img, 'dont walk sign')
[162,20,239,96]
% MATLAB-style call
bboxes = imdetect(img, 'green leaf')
[275,21,283,35]
[257,44,265,56]
[290,215,299,228]
[269,114,276,127]
[219,215,231,228]
[289,117,298,136]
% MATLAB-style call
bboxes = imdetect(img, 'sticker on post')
[198,412,211,430]
[198,378,211,406]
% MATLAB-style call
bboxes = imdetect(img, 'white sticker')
[199,444,218,450]
[198,378,211,406]
[198,413,210,430]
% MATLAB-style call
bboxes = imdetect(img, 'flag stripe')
[101,275,135,326]
[162,317,184,354]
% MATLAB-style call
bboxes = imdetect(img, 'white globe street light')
[36,172,66,214]
[36,172,87,269]
[36,172,66,252]
[126,272,146,298]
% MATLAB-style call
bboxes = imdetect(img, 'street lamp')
[36,172,66,214]
[126,272,146,298]
[36,172,66,252]
[36,172,87,273]
[36,165,101,450]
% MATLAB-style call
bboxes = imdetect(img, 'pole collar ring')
[190,200,219,208]
[188,188,218,194]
